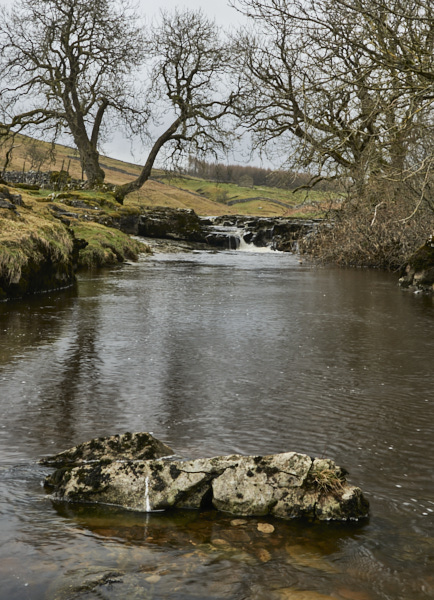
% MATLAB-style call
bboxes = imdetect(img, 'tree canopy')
[0,0,145,185]
[230,0,434,267]
[113,9,237,202]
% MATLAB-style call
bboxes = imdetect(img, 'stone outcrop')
[0,186,24,210]
[40,432,174,467]
[399,235,434,293]
[203,215,320,251]
[137,207,206,243]
[42,433,369,522]
[134,208,319,251]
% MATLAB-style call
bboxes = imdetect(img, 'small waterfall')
[237,231,278,253]
[204,222,277,252]
[145,476,151,512]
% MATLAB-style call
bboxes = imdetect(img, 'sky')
[148,0,242,25]
[108,0,248,166]
[1,0,258,167]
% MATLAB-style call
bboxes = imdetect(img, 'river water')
[0,245,433,600]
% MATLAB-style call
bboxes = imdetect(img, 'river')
[0,245,433,600]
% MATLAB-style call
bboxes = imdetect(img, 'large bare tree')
[0,0,144,185]
[231,0,434,267]
[232,0,429,193]
[113,9,238,203]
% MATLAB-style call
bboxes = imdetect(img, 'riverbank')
[2,179,433,300]
[0,184,149,300]
[1,180,320,300]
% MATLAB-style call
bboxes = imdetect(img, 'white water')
[145,476,151,512]
[237,233,280,253]
[209,224,280,252]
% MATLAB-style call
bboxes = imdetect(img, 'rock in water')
[42,433,369,521]
[40,432,174,467]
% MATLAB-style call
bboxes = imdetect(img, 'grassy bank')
[0,186,150,299]
[0,204,75,299]
[1,133,334,217]
[71,221,147,268]
[153,173,333,217]
[0,135,335,300]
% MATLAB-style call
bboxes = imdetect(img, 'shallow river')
[0,245,434,600]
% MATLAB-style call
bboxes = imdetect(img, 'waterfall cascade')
[204,222,277,252]
[137,207,319,251]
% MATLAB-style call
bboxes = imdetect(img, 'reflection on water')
[0,249,434,599]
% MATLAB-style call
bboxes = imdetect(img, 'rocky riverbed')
[137,207,320,251]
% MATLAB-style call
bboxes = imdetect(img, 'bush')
[301,193,434,270]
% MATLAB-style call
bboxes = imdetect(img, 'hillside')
[0,134,332,217]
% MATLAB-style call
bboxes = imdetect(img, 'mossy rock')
[400,236,434,290]
[50,170,71,185]
[408,238,434,273]
[11,182,40,191]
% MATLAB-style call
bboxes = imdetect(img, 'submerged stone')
[43,433,369,522]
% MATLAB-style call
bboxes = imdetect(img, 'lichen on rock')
[40,432,174,467]
[42,433,369,522]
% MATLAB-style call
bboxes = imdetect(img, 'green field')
[154,174,331,217]
[1,134,335,217]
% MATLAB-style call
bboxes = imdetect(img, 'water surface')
[1,248,433,599]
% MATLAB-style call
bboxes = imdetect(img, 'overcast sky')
[148,0,242,25]
[1,0,257,167]
[108,0,254,167]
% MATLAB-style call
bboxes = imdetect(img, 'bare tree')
[25,140,52,172]
[113,10,238,203]
[231,0,434,267]
[0,0,144,186]
[231,0,428,195]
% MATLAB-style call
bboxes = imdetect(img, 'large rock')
[138,207,206,242]
[40,432,174,467]
[43,433,369,522]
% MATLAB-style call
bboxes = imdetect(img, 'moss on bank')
[0,208,76,299]
[0,186,151,300]
[70,221,148,268]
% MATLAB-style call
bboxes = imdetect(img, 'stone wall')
[2,170,82,188]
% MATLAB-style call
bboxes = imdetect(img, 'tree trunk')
[76,140,105,186]
[113,117,182,204]
[67,115,106,186]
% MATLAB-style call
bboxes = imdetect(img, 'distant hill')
[0,134,331,217]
